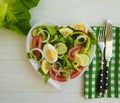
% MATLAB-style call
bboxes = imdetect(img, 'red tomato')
[70,66,84,79]
[32,36,42,57]
[68,44,83,61]
[48,67,67,82]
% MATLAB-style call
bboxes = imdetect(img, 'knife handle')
[103,61,109,94]
[97,69,103,97]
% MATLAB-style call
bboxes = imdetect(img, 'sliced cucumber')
[54,43,67,55]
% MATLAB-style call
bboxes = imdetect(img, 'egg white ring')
[30,48,44,62]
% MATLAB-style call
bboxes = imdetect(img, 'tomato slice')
[70,66,84,79]
[48,67,67,82]
[32,36,42,57]
[68,44,83,61]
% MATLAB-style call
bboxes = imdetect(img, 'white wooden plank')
[0,60,84,94]
[0,28,27,61]
[30,0,120,26]
[0,92,120,103]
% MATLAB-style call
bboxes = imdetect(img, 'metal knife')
[103,19,113,94]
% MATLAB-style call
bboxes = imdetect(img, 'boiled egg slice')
[43,44,58,64]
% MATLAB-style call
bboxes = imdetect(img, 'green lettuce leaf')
[0,0,40,35]
[0,3,7,26]
[21,0,40,9]
[45,25,58,36]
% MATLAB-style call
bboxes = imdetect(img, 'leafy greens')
[0,0,40,35]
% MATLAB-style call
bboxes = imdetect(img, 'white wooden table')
[0,0,120,103]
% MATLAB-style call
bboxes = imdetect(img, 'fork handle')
[97,69,103,97]
[97,53,104,97]
[103,60,109,94]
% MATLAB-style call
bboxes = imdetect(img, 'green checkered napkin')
[84,26,120,99]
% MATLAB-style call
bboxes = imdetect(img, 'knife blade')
[103,19,113,94]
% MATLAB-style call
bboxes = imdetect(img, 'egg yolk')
[46,49,57,61]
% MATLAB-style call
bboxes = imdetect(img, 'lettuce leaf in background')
[0,2,7,26]
[0,0,40,35]
[21,0,40,9]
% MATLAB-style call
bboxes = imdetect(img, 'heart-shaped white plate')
[26,21,96,91]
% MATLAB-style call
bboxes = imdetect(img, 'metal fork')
[97,26,106,97]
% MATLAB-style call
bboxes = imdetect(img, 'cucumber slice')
[54,43,67,55]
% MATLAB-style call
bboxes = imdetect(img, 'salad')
[27,23,96,83]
